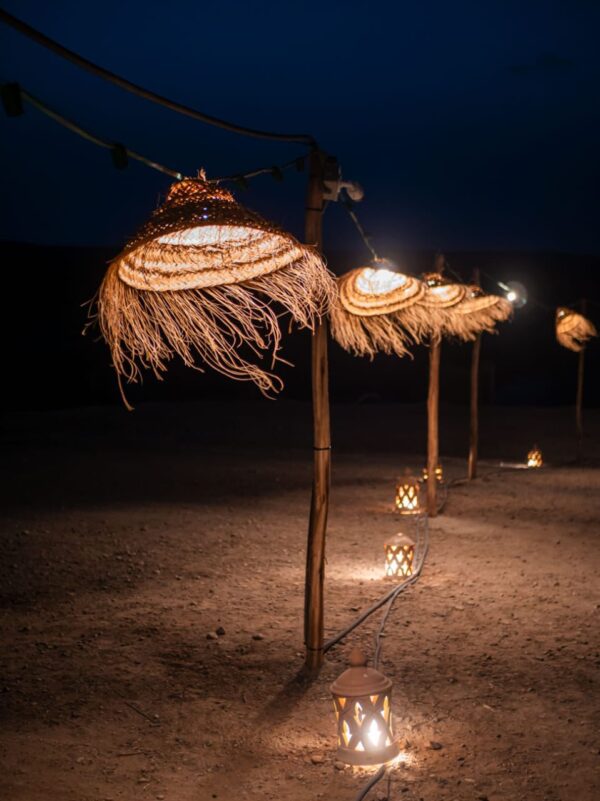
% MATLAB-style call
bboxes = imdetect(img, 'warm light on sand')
[350,750,414,774]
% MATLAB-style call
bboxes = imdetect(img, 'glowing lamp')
[384,532,415,578]
[527,446,543,468]
[422,464,443,483]
[330,264,427,358]
[96,177,334,394]
[331,649,399,766]
[500,280,527,309]
[395,473,422,514]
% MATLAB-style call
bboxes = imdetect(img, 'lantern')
[384,532,415,578]
[422,464,443,483]
[95,177,335,394]
[395,473,422,514]
[527,446,543,468]
[331,649,399,766]
[330,264,429,358]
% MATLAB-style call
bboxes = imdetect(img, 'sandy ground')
[1,401,599,801]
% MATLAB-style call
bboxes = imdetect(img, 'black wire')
[15,86,184,179]
[341,198,379,261]
[213,155,306,184]
[4,83,308,187]
[0,8,316,146]
[352,766,386,801]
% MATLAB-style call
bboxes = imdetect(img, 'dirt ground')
[1,400,599,801]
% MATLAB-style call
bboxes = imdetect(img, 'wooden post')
[575,299,587,460]
[468,268,481,480]
[303,151,331,673]
[427,338,441,516]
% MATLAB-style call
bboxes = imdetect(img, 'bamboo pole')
[575,299,587,460]
[427,338,441,516]
[303,151,331,673]
[468,268,481,480]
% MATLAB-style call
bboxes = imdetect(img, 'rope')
[0,8,316,146]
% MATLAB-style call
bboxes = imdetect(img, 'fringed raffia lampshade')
[555,307,597,352]
[417,272,467,337]
[447,285,513,340]
[330,264,428,358]
[96,177,335,394]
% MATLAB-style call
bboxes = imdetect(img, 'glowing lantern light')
[527,446,543,468]
[395,473,422,514]
[422,464,443,483]
[384,532,415,578]
[331,649,399,766]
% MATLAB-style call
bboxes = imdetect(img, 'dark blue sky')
[1,0,599,254]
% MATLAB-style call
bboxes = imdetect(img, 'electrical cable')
[324,514,429,654]
[213,154,306,185]
[342,197,379,261]
[0,8,316,146]
[3,82,309,186]
[373,516,429,670]
[352,765,387,801]
[12,85,184,179]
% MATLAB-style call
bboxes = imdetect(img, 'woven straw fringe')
[444,297,513,341]
[556,309,597,352]
[96,248,334,396]
[330,301,433,359]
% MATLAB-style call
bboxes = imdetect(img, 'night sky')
[1,0,599,255]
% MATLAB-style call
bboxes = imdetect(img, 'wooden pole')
[468,268,481,480]
[427,338,441,516]
[575,299,587,460]
[303,151,331,674]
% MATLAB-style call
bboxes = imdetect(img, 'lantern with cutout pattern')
[331,649,400,766]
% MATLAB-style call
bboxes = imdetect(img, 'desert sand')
[1,400,599,801]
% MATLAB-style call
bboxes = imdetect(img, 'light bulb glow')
[356,268,408,295]
[368,719,382,747]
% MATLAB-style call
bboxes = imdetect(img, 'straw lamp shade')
[415,272,467,339]
[555,307,597,352]
[447,285,513,341]
[330,264,428,358]
[95,177,335,395]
